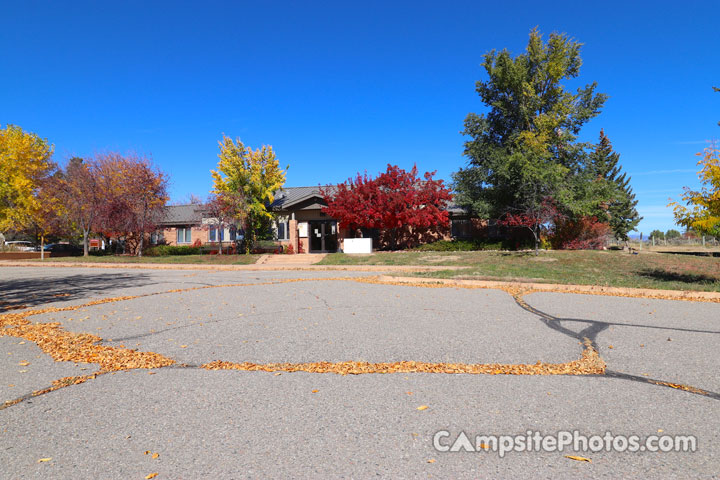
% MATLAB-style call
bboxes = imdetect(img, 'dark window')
[451,218,472,238]
[276,220,289,240]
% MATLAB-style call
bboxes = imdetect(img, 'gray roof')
[159,204,203,225]
[270,186,469,214]
[269,186,333,210]
[162,187,469,222]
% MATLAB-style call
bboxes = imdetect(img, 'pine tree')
[589,130,641,240]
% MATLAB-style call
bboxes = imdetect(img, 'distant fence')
[607,236,720,249]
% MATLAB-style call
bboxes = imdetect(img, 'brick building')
[158,186,480,253]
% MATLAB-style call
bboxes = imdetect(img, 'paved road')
[1,266,718,478]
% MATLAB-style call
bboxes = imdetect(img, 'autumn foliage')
[550,216,611,250]
[320,164,452,249]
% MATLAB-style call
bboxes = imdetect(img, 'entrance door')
[309,221,338,253]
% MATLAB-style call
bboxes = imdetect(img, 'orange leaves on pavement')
[565,455,591,462]
[201,341,605,376]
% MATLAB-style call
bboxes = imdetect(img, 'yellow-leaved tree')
[0,124,55,234]
[669,143,720,237]
[211,136,286,253]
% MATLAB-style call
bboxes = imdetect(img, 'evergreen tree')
[588,130,641,240]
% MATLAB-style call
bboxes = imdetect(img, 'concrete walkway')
[256,253,327,266]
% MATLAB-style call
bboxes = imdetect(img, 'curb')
[376,275,720,303]
[0,260,458,273]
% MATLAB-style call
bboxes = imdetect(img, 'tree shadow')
[0,272,154,310]
[637,268,718,285]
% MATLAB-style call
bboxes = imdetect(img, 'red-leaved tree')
[550,216,611,250]
[202,192,246,255]
[94,153,169,256]
[320,164,453,249]
[497,197,559,255]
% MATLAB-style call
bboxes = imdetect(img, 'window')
[451,218,472,239]
[176,227,191,244]
[210,227,225,242]
[276,219,289,240]
[229,226,237,241]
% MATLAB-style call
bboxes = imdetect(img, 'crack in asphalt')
[3,277,719,411]
[511,291,720,401]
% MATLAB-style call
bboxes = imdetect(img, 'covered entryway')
[308,221,338,253]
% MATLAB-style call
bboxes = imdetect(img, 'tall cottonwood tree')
[211,136,286,253]
[453,29,607,225]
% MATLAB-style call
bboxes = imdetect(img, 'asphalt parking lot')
[1,266,719,478]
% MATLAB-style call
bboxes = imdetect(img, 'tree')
[211,136,286,254]
[203,192,246,255]
[453,29,607,225]
[649,229,664,240]
[587,130,641,240]
[665,229,681,239]
[47,157,102,256]
[320,164,453,250]
[0,124,55,232]
[497,197,559,255]
[94,153,169,256]
[669,144,720,237]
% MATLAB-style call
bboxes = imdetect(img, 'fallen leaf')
[152,453,159,459]
[18,361,30,366]
[144,450,151,455]
[145,474,158,479]
[658,429,664,433]
[179,345,187,348]
[37,458,52,463]
[565,455,591,463]
[427,458,436,463]
[274,372,282,376]
[417,405,429,411]
[607,345,614,349]
[311,389,319,393]
[406,391,413,395]
[479,443,490,449]
[148,372,156,375]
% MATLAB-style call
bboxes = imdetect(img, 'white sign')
[343,238,372,254]
[298,222,308,238]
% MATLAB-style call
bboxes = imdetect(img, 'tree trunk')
[534,225,539,256]
[83,229,89,257]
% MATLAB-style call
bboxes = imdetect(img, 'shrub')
[551,216,610,250]
[414,239,507,251]
[145,245,203,256]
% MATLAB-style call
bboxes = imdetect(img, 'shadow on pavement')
[0,272,153,310]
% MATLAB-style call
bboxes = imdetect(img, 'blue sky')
[2,1,718,235]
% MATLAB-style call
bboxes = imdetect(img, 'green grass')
[319,250,720,292]
[26,254,261,265]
